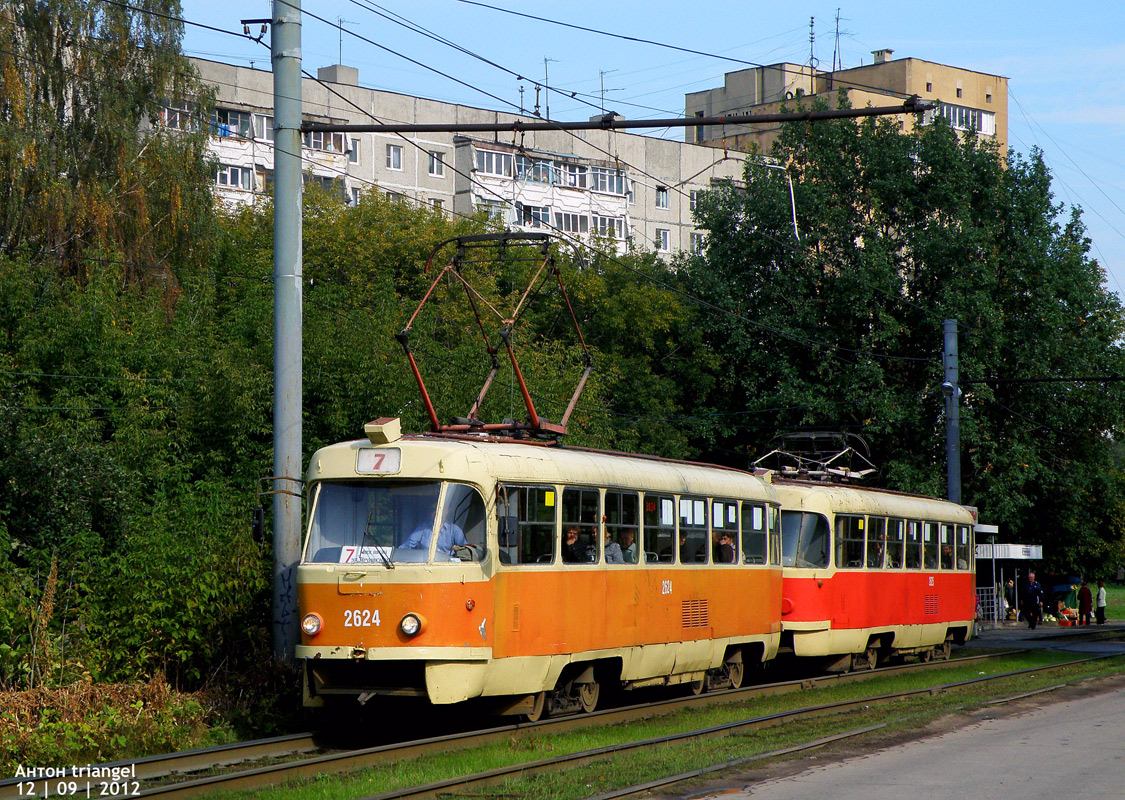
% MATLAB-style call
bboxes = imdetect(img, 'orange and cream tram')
[773,480,976,670]
[296,418,784,718]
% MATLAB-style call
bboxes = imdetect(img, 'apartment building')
[685,50,1008,155]
[190,58,746,256]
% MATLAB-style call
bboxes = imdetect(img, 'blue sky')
[180,1,1125,299]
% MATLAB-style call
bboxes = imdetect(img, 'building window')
[210,108,254,138]
[478,198,507,220]
[690,232,705,253]
[475,149,513,177]
[689,190,700,211]
[516,202,550,228]
[160,100,197,131]
[432,198,444,210]
[349,138,360,164]
[349,187,360,206]
[560,162,587,188]
[386,144,403,171]
[694,110,705,143]
[926,103,995,136]
[591,166,627,195]
[253,114,274,141]
[956,86,963,99]
[655,187,669,209]
[925,82,932,93]
[215,164,252,190]
[627,181,636,205]
[986,92,992,104]
[387,191,405,203]
[554,212,589,234]
[516,154,552,183]
[427,151,445,177]
[593,215,625,239]
[303,129,345,153]
[655,228,670,251]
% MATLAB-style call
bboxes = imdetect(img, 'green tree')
[0,0,215,281]
[684,99,1125,570]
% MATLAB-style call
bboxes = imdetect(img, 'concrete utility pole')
[271,0,303,663]
[943,319,962,504]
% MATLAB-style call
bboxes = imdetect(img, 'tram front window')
[304,480,486,564]
[780,511,830,568]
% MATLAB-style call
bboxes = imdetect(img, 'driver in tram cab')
[402,517,470,556]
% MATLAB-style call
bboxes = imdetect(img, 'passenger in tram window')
[661,532,687,562]
[605,528,625,564]
[562,526,587,563]
[716,532,737,564]
[940,544,954,570]
[619,528,637,563]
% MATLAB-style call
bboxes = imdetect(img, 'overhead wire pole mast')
[271,0,304,663]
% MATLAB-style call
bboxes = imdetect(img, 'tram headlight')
[400,612,426,637]
[301,613,323,637]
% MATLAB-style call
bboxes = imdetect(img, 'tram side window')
[679,496,709,563]
[866,517,886,568]
[780,511,830,568]
[956,524,971,569]
[644,494,676,562]
[904,520,922,569]
[768,505,782,566]
[435,483,487,562]
[835,516,865,568]
[923,522,939,568]
[712,500,739,564]
[939,523,954,569]
[741,501,767,564]
[605,491,639,564]
[562,487,601,563]
[497,485,556,565]
[886,518,905,568]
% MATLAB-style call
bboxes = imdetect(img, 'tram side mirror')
[498,516,519,547]
[251,506,265,543]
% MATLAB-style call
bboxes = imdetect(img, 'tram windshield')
[780,511,830,568]
[304,480,486,564]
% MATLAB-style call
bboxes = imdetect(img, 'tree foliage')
[0,0,215,282]
[681,98,1125,573]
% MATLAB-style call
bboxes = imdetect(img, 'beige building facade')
[190,58,747,257]
[685,50,1007,155]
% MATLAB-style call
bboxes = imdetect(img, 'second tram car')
[774,479,976,670]
[296,419,784,717]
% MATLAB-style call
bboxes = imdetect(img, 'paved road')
[705,680,1125,800]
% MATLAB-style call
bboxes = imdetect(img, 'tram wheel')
[858,646,879,671]
[524,691,547,723]
[578,681,600,713]
[919,647,934,663]
[727,655,746,689]
[938,639,952,661]
[691,676,706,695]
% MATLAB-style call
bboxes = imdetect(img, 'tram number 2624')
[344,608,381,628]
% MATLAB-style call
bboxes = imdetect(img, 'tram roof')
[771,478,974,523]
[307,433,776,499]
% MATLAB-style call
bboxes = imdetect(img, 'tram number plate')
[661,580,672,595]
[344,609,381,628]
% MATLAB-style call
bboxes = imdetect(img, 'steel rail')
[349,653,1123,800]
[7,642,1115,800]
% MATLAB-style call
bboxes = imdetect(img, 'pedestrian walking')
[1096,579,1108,625]
[1024,571,1044,629]
[1078,579,1093,625]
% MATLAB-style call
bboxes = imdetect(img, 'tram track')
[5,644,1118,800]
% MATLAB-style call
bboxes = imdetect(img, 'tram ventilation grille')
[924,594,939,615]
[681,599,710,628]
